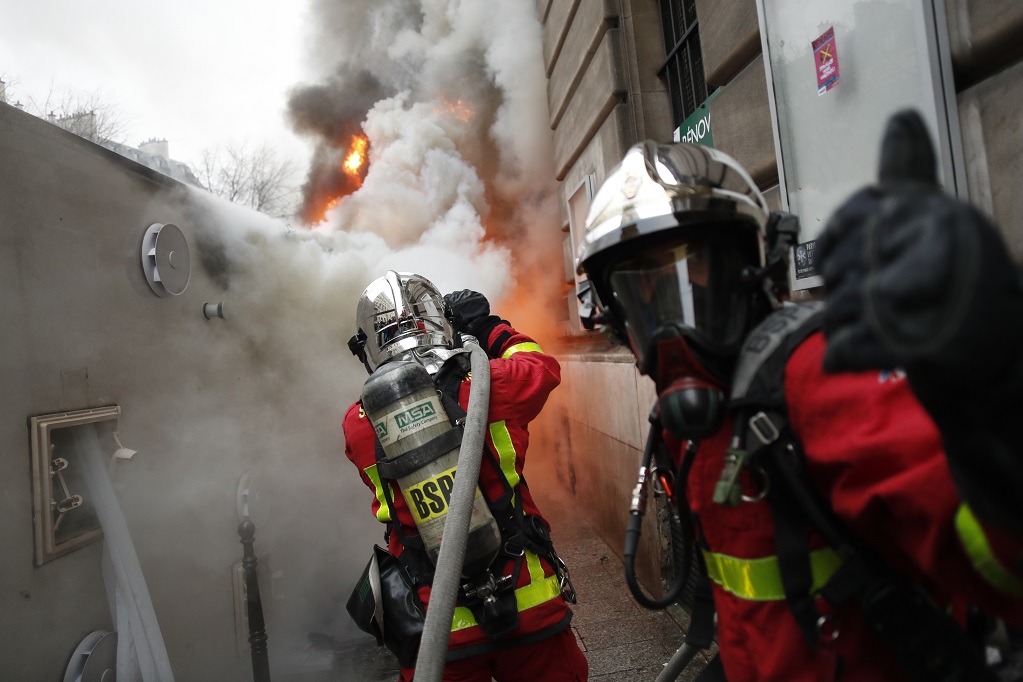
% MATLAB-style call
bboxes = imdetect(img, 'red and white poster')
[813,27,840,96]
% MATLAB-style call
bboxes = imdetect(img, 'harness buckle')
[740,467,770,504]
[503,541,525,557]
[816,615,840,641]
[749,411,781,445]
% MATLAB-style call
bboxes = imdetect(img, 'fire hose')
[414,339,492,682]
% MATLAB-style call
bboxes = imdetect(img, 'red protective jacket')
[343,322,572,659]
[686,331,1023,681]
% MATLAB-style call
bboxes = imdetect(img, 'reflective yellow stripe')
[451,551,562,632]
[488,421,521,492]
[364,464,392,523]
[501,342,542,359]
[955,504,1023,597]
[526,548,544,582]
[702,547,842,601]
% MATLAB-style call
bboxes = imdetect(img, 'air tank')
[361,360,501,577]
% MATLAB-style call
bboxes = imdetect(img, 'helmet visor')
[606,233,752,364]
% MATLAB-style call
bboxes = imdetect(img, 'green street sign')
[676,104,713,146]
[674,90,719,147]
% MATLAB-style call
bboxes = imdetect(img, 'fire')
[439,98,474,123]
[343,134,368,181]
[306,133,369,225]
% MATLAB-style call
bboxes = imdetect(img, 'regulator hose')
[655,641,700,682]
[624,420,697,610]
[414,340,492,682]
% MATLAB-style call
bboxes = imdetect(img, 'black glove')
[444,290,503,344]
[444,290,490,326]
[818,109,1023,537]
[818,109,1023,394]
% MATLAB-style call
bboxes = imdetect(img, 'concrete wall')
[947,0,1023,261]
[697,0,777,191]
[0,102,378,680]
[537,0,673,595]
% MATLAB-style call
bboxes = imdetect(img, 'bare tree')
[26,87,131,144]
[193,143,299,219]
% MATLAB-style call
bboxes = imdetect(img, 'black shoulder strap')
[730,301,824,411]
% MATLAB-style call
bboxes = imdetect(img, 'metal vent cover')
[141,222,190,297]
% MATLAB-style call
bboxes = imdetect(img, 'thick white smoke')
[288,0,561,304]
[202,0,561,380]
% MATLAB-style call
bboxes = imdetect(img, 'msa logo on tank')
[374,396,444,446]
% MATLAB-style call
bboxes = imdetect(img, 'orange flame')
[343,134,369,182]
[439,98,474,123]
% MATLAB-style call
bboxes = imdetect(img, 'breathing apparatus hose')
[655,642,700,682]
[414,340,492,682]
[624,421,697,610]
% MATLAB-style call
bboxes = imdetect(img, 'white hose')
[414,341,492,681]
[74,425,175,681]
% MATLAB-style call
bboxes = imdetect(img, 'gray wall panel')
[547,0,618,129]
[708,54,777,188]
[0,102,378,680]
[543,0,583,77]
[946,0,1023,88]
[958,59,1023,261]
[697,0,761,87]
[553,30,629,180]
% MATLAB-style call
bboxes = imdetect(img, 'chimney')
[0,79,6,104]
[139,138,170,159]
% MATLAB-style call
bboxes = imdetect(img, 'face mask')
[645,332,727,441]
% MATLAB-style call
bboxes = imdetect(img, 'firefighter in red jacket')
[574,111,1023,681]
[343,270,587,681]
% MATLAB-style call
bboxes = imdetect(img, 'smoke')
[178,0,565,671]
[285,0,563,308]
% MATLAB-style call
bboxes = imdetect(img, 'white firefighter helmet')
[350,271,456,373]
[575,141,771,377]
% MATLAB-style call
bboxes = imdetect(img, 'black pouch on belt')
[346,545,425,668]
[464,583,520,639]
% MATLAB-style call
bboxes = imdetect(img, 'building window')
[564,174,596,335]
[657,0,709,128]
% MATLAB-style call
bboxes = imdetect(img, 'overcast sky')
[0,0,315,171]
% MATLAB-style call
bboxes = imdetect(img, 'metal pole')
[238,520,271,682]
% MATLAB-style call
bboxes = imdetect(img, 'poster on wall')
[794,240,818,281]
[813,27,840,95]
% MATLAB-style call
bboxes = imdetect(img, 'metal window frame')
[657,0,704,126]
[29,406,119,565]
[566,174,597,335]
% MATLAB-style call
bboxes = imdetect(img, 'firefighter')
[574,112,1023,681]
[343,271,588,682]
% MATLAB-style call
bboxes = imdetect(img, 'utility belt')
[346,511,574,668]
[393,506,576,636]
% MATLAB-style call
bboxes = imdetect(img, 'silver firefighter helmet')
[350,271,457,374]
[575,141,771,374]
